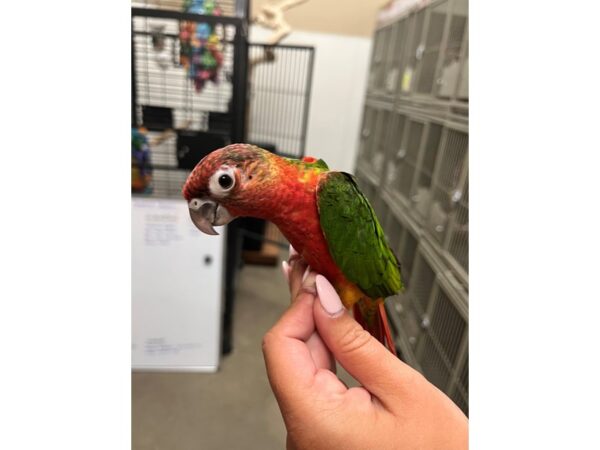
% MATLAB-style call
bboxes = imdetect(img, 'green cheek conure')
[183,144,404,354]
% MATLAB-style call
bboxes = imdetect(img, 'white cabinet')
[132,197,224,372]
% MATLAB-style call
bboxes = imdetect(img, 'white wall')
[250,26,372,173]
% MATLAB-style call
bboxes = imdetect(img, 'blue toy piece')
[196,22,211,40]
[188,0,205,14]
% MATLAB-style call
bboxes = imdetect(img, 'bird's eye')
[209,166,236,197]
[218,174,233,189]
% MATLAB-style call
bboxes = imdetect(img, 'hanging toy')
[179,0,224,93]
[132,128,153,194]
[196,22,211,40]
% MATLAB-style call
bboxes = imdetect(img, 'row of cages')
[368,0,468,111]
[356,100,468,283]
[356,172,468,415]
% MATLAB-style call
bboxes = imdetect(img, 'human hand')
[262,251,468,450]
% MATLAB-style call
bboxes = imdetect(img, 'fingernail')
[301,270,317,295]
[316,275,344,317]
[302,265,311,282]
[281,260,290,283]
[289,244,298,259]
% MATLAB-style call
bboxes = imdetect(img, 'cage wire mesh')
[456,40,468,100]
[133,16,236,130]
[358,106,375,167]
[409,249,436,315]
[357,0,469,414]
[429,127,468,244]
[380,24,398,94]
[383,112,407,188]
[436,0,468,100]
[399,9,425,94]
[368,109,386,175]
[417,0,448,94]
[428,287,466,366]
[451,353,469,415]
[415,279,468,397]
[396,119,424,198]
[447,174,468,273]
[368,26,389,91]
[388,17,408,95]
[247,44,314,158]
[419,330,452,390]
[413,122,443,215]
[373,109,394,176]
[399,228,418,283]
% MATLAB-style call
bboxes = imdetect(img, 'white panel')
[132,197,224,371]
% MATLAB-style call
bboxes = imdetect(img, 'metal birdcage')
[416,0,449,95]
[358,105,379,174]
[416,269,468,394]
[429,126,468,244]
[368,26,393,93]
[409,246,437,315]
[398,9,425,95]
[131,5,249,197]
[446,175,468,275]
[382,112,407,189]
[359,107,394,177]
[436,0,468,101]
[397,119,425,198]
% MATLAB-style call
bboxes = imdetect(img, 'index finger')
[262,291,318,413]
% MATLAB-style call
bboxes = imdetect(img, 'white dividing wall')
[249,26,372,173]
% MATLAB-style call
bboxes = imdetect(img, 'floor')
[132,262,356,449]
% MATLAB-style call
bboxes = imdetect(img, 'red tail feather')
[353,301,397,356]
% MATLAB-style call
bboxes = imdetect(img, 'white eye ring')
[209,166,236,198]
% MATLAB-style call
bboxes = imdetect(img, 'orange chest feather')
[264,168,365,307]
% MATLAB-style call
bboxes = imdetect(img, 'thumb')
[313,275,422,406]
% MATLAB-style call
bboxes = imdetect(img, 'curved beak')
[188,198,233,236]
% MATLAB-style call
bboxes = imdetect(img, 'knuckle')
[337,324,372,355]
[294,290,315,304]
[261,330,279,354]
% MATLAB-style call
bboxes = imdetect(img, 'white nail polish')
[282,260,290,282]
[316,275,344,316]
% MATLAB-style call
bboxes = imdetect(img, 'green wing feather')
[317,172,403,299]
